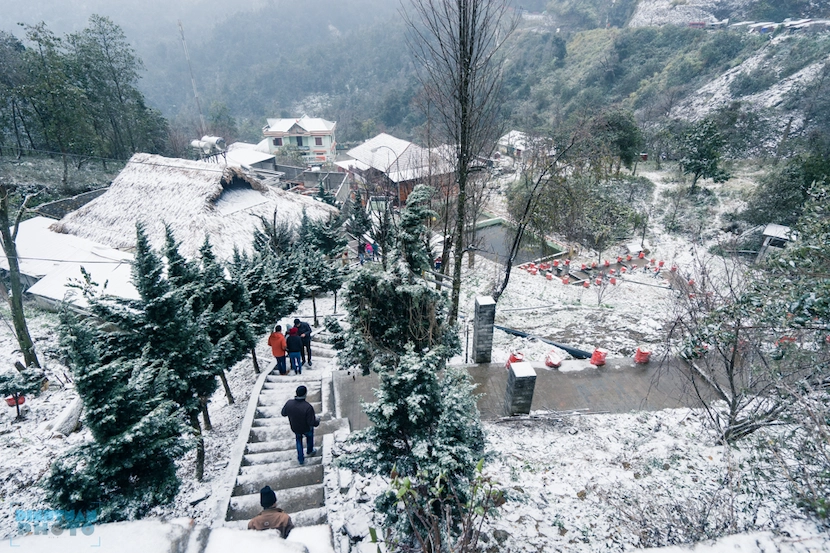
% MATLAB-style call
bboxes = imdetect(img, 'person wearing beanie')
[247,485,294,537]
[286,327,303,375]
[281,385,321,465]
[293,318,313,367]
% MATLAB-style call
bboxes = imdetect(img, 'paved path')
[335,357,705,431]
[215,342,348,529]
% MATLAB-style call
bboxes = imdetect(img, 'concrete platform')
[335,358,707,431]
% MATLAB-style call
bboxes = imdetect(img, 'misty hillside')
[2,0,829,146]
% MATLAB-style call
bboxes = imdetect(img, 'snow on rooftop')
[265,115,336,134]
[346,133,453,183]
[0,217,132,280]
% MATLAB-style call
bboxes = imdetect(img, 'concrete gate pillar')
[505,361,536,416]
[472,296,496,363]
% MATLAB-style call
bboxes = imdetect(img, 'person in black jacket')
[286,327,303,375]
[294,318,313,367]
[281,385,320,465]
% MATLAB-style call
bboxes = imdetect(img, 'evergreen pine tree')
[316,182,337,205]
[295,245,344,327]
[253,209,295,256]
[190,237,256,406]
[308,214,347,258]
[229,247,301,371]
[44,309,185,521]
[397,184,437,276]
[339,349,484,545]
[346,190,372,242]
[340,262,458,375]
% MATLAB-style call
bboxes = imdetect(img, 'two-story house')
[263,115,336,165]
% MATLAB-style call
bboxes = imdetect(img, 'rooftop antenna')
[178,20,207,137]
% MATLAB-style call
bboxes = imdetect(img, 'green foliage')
[44,309,185,521]
[339,350,485,545]
[397,184,437,275]
[229,247,301,336]
[253,210,295,256]
[510,172,638,257]
[307,214,347,257]
[742,146,830,226]
[679,119,730,190]
[729,68,778,98]
[316,182,337,206]
[346,190,373,242]
[0,368,42,417]
[0,17,168,165]
[340,263,459,375]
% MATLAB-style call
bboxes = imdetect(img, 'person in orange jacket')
[268,324,288,375]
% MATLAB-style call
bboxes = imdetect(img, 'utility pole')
[178,21,207,138]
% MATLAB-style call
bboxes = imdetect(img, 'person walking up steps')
[268,324,287,375]
[281,385,320,465]
[286,327,303,375]
[294,318,313,367]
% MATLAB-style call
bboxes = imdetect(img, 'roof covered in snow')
[345,133,453,183]
[50,153,338,260]
[0,216,138,306]
[264,115,336,135]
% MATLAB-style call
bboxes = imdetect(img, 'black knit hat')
[260,486,277,508]
[295,385,307,398]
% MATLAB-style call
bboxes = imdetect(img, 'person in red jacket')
[268,324,288,375]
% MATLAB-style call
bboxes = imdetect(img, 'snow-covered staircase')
[215,339,348,530]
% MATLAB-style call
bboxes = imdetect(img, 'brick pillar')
[472,296,496,363]
[504,361,536,416]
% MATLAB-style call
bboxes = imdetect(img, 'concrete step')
[248,417,346,443]
[233,463,323,496]
[253,403,322,420]
[227,484,325,521]
[291,507,327,527]
[257,394,323,407]
[309,346,336,359]
[251,407,322,426]
[263,380,321,390]
[242,449,306,466]
[245,435,324,455]
[239,456,322,476]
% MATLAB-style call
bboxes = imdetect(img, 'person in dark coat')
[294,318,313,367]
[281,385,320,465]
[286,327,303,375]
[248,485,294,537]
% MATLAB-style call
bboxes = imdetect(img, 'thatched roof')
[51,153,338,260]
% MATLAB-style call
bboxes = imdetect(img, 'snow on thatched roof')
[51,153,338,260]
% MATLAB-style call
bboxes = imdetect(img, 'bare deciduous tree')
[0,179,40,368]
[404,0,516,323]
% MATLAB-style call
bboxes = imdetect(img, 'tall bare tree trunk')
[251,348,260,374]
[0,183,40,368]
[218,371,234,405]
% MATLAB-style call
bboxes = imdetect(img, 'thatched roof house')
[51,153,338,260]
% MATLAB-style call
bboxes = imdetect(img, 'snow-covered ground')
[1,165,828,551]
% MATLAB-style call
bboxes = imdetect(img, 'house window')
[273,138,282,146]
[315,137,323,146]
[296,136,304,147]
